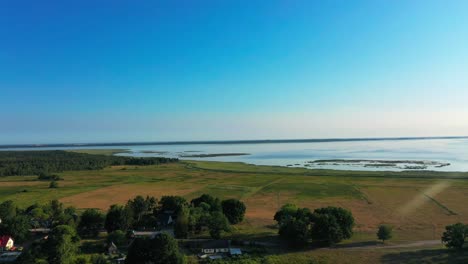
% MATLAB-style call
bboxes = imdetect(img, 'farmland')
[1,159,468,263]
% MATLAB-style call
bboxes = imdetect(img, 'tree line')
[274,204,355,246]
[0,150,178,176]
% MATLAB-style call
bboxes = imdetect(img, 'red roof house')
[0,236,14,251]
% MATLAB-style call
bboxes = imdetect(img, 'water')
[5,138,468,171]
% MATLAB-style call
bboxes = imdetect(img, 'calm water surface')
[7,138,468,172]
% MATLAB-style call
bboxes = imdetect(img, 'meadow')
[1,159,468,263]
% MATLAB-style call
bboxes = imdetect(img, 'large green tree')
[208,211,231,239]
[313,207,355,240]
[442,223,468,249]
[273,204,299,225]
[221,199,246,224]
[159,196,187,214]
[191,194,221,212]
[174,207,189,239]
[127,195,157,223]
[126,233,185,264]
[377,224,393,243]
[0,200,31,243]
[45,225,80,264]
[105,205,132,233]
[78,209,105,237]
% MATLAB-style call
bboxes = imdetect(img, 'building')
[200,240,230,254]
[157,212,174,226]
[229,248,242,256]
[107,242,119,255]
[0,237,13,251]
[0,252,21,263]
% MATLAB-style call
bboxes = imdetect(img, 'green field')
[1,160,468,263]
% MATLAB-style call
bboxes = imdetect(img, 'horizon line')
[1,135,468,149]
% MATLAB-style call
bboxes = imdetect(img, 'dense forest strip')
[0,150,178,176]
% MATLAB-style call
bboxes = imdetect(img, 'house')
[157,212,174,226]
[200,240,230,254]
[229,248,242,256]
[0,237,13,251]
[107,242,118,255]
[131,229,174,239]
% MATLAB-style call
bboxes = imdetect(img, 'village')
[0,194,250,263]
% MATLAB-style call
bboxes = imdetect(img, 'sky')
[1,0,468,144]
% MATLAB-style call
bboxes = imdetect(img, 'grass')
[1,160,468,263]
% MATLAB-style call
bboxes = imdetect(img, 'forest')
[0,150,177,176]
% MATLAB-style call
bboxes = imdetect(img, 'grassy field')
[1,160,467,263]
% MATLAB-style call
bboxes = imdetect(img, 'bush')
[49,181,59,188]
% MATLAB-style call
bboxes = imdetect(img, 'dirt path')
[332,240,442,250]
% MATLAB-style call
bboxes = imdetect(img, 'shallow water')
[8,138,467,172]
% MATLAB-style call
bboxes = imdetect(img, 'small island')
[307,159,451,170]
[179,153,250,158]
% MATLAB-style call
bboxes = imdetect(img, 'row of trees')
[0,150,178,176]
[99,194,246,240]
[274,204,355,246]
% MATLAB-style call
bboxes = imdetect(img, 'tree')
[29,207,50,228]
[78,209,105,238]
[73,256,89,264]
[221,199,246,224]
[208,211,231,239]
[187,206,210,235]
[174,207,189,238]
[191,194,221,211]
[0,214,31,243]
[0,200,17,220]
[159,196,187,214]
[274,204,298,225]
[310,213,343,246]
[105,205,132,233]
[278,216,311,246]
[127,195,157,223]
[126,233,185,264]
[49,181,59,188]
[46,200,77,227]
[90,254,110,264]
[45,225,80,264]
[442,223,468,249]
[313,207,354,240]
[377,225,393,243]
[107,230,127,247]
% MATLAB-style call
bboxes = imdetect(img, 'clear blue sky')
[1,0,468,144]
